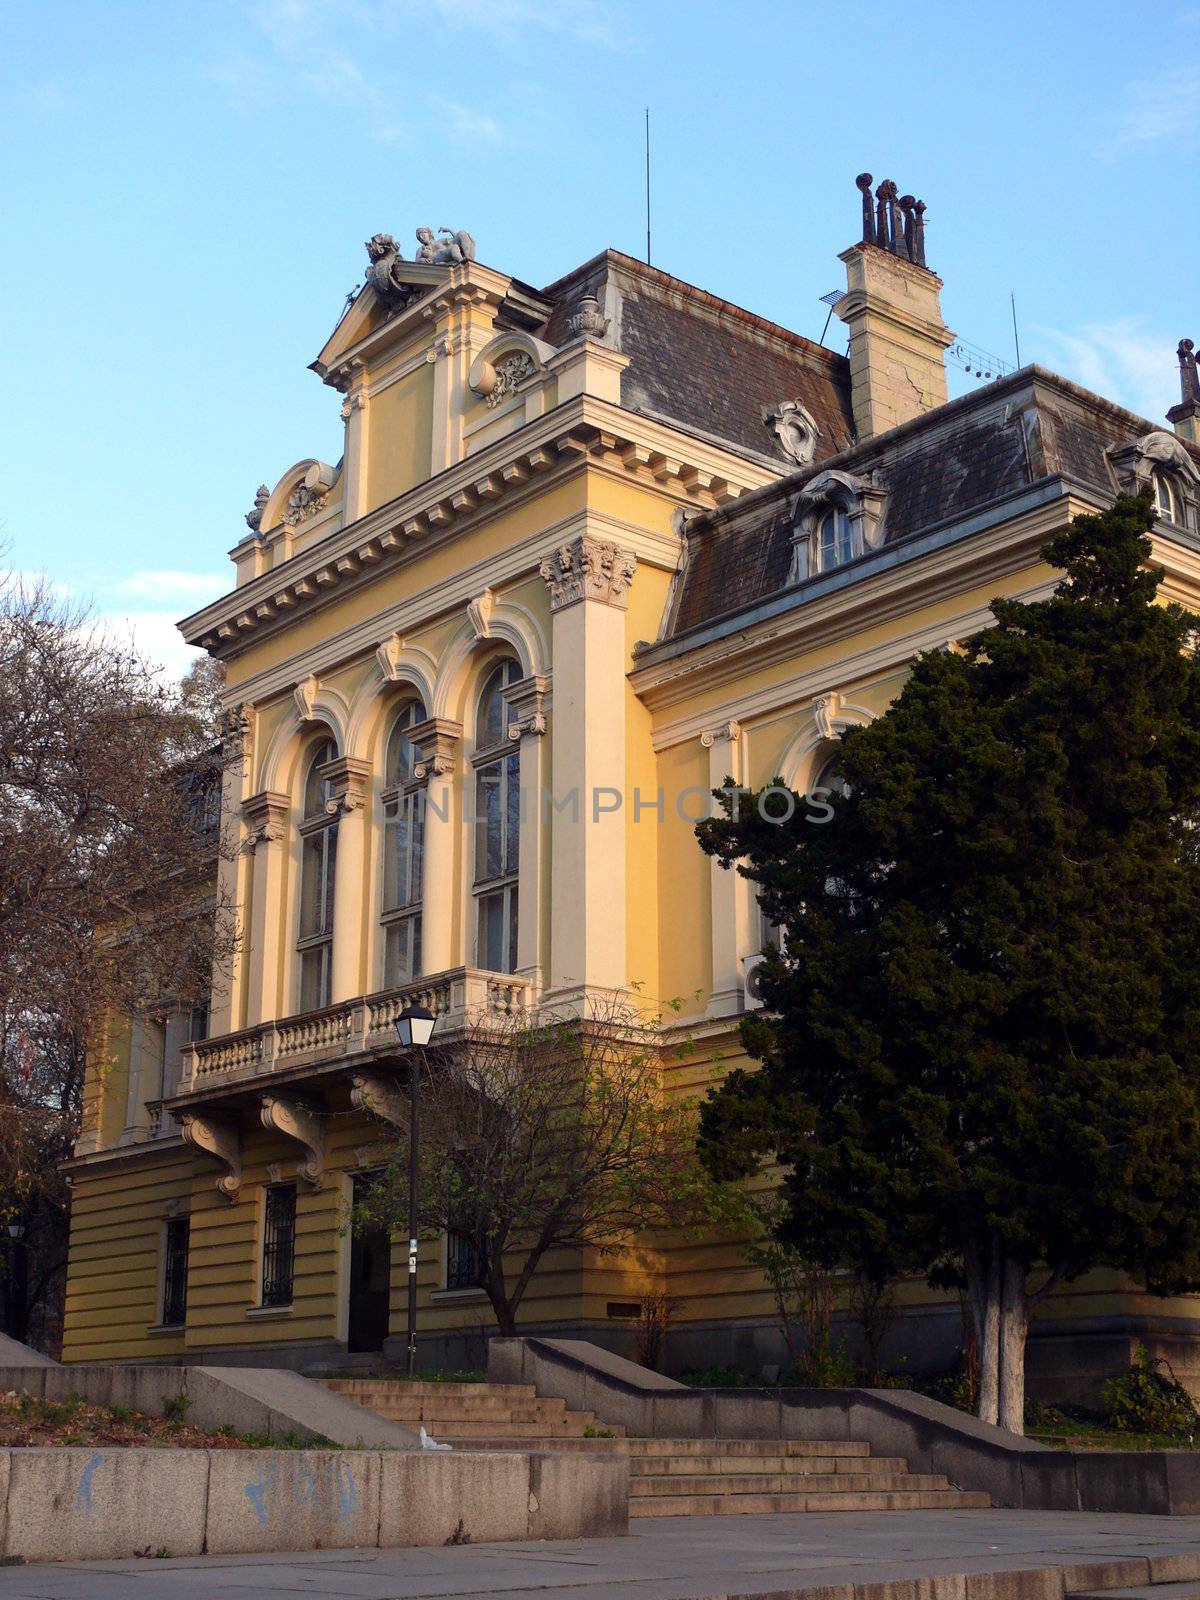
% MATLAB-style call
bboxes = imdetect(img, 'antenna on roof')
[817,290,842,348]
[645,107,652,266]
[1010,291,1021,368]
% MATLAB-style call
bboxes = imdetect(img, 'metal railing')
[180,967,533,1090]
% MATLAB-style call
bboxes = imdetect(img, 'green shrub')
[679,1365,757,1388]
[161,1393,191,1427]
[1102,1343,1198,1437]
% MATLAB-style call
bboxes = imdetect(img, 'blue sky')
[2,0,1198,677]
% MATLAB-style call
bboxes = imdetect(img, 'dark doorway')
[347,1176,392,1354]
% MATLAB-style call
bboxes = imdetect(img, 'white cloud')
[1034,320,1178,423]
[92,611,207,684]
[428,95,505,145]
[1101,67,1199,154]
[111,570,228,604]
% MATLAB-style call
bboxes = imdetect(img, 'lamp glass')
[395,1005,436,1049]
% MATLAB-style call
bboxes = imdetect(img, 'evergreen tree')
[696,493,1200,1432]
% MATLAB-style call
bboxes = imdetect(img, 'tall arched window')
[1154,470,1178,524]
[473,660,521,973]
[297,735,338,1011]
[381,699,427,987]
[817,505,856,571]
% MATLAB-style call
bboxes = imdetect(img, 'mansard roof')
[651,367,1200,649]
[540,250,854,469]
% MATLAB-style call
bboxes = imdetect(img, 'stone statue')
[245,484,270,532]
[415,226,477,265]
[1179,339,1199,405]
[763,400,821,467]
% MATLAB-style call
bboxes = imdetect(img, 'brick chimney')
[834,174,955,441]
[1168,339,1200,444]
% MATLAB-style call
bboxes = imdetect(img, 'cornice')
[182,395,779,661]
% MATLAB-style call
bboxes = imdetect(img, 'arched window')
[297,735,338,1011]
[1154,470,1178,524]
[381,699,427,988]
[473,660,521,973]
[817,505,856,571]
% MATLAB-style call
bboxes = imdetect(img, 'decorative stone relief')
[217,702,252,762]
[813,694,841,741]
[505,674,550,740]
[245,484,270,531]
[260,1095,325,1188]
[410,717,462,781]
[762,400,821,467]
[467,588,496,640]
[374,632,407,682]
[364,234,428,315]
[283,483,328,526]
[350,1071,408,1127]
[181,1114,241,1201]
[241,790,289,854]
[340,392,366,422]
[568,292,610,340]
[539,536,637,611]
[294,673,320,722]
[487,352,536,409]
[415,226,476,265]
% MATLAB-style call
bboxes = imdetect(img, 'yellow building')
[62,191,1200,1398]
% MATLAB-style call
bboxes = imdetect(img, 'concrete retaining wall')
[0,1362,420,1449]
[0,1445,628,1562]
[490,1335,1200,1515]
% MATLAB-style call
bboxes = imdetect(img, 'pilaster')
[700,721,753,1020]
[541,536,636,1001]
[241,789,290,1026]
[410,717,463,975]
[505,673,550,987]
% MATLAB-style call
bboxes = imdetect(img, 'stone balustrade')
[180,968,533,1092]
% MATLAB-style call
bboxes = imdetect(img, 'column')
[339,374,370,523]
[700,721,754,1019]
[504,674,549,989]
[410,718,463,976]
[541,535,637,1004]
[324,757,372,1004]
[121,1018,152,1142]
[241,790,290,1025]
[213,704,257,1034]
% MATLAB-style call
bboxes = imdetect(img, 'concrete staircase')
[320,1379,990,1517]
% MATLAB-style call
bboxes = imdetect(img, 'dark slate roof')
[539,251,854,469]
[660,367,1200,642]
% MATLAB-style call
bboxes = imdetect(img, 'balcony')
[178,967,532,1095]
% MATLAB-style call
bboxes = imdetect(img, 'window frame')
[380,699,427,989]
[472,661,522,975]
[296,736,339,1012]
[816,503,858,572]
[260,1182,298,1309]
[160,1215,190,1329]
[1154,469,1178,525]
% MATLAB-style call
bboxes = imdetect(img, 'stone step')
[628,1455,915,1478]
[341,1397,572,1422]
[624,1436,870,1457]
[632,1472,952,1497]
[321,1379,536,1400]
[630,1488,992,1517]
[1070,1587,1200,1600]
[450,1435,629,1451]
[400,1418,605,1438]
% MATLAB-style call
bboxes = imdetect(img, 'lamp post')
[393,1004,437,1378]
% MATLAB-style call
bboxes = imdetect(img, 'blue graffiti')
[243,1458,275,1525]
[336,1463,357,1520]
[76,1453,103,1515]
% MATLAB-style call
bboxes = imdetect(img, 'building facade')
[62,191,1200,1398]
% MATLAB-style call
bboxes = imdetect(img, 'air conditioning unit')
[742,954,767,1011]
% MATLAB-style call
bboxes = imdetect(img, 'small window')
[261,1183,297,1308]
[161,1217,189,1328]
[817,506,856,571]
[446,1228,483,1291]
[188,1002,209,1043]
[1154,470,1177,523]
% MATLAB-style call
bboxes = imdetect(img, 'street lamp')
[393,1004,436,1377]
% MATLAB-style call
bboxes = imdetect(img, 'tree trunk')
[997,1253,1028,1435]
[965,1233,1001,1426]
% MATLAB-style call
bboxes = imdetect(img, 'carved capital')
[241,790,290,853]
[340,391,367,422]
[260,1094,325,1187]
[319,756,371,816]
[182,1114,242,1201]
[218,702,253,762]
[505,673,550,740]
[409,716,462,782]
[350,1071,408,1127]
[539,536,636,611]
[700,719,741,749]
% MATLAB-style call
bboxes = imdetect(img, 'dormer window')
[1154,470,1178,524]
[818,506,857,571]
[789,470,888,586]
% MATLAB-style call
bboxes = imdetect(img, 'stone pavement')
[1,1510,1200,1600]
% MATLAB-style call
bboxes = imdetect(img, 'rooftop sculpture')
[856,174,927,268]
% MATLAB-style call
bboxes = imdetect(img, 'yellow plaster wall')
[368,366,434,508]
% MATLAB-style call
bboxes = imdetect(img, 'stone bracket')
[410,716,463,781]
[350,1071,409,1128]
[182,1114,243,1202]
[261,1094,326,1187]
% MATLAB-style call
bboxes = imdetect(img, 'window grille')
[161,1217,189,1327]
[446,1228,483,1291]
[261,1184,297,1307]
